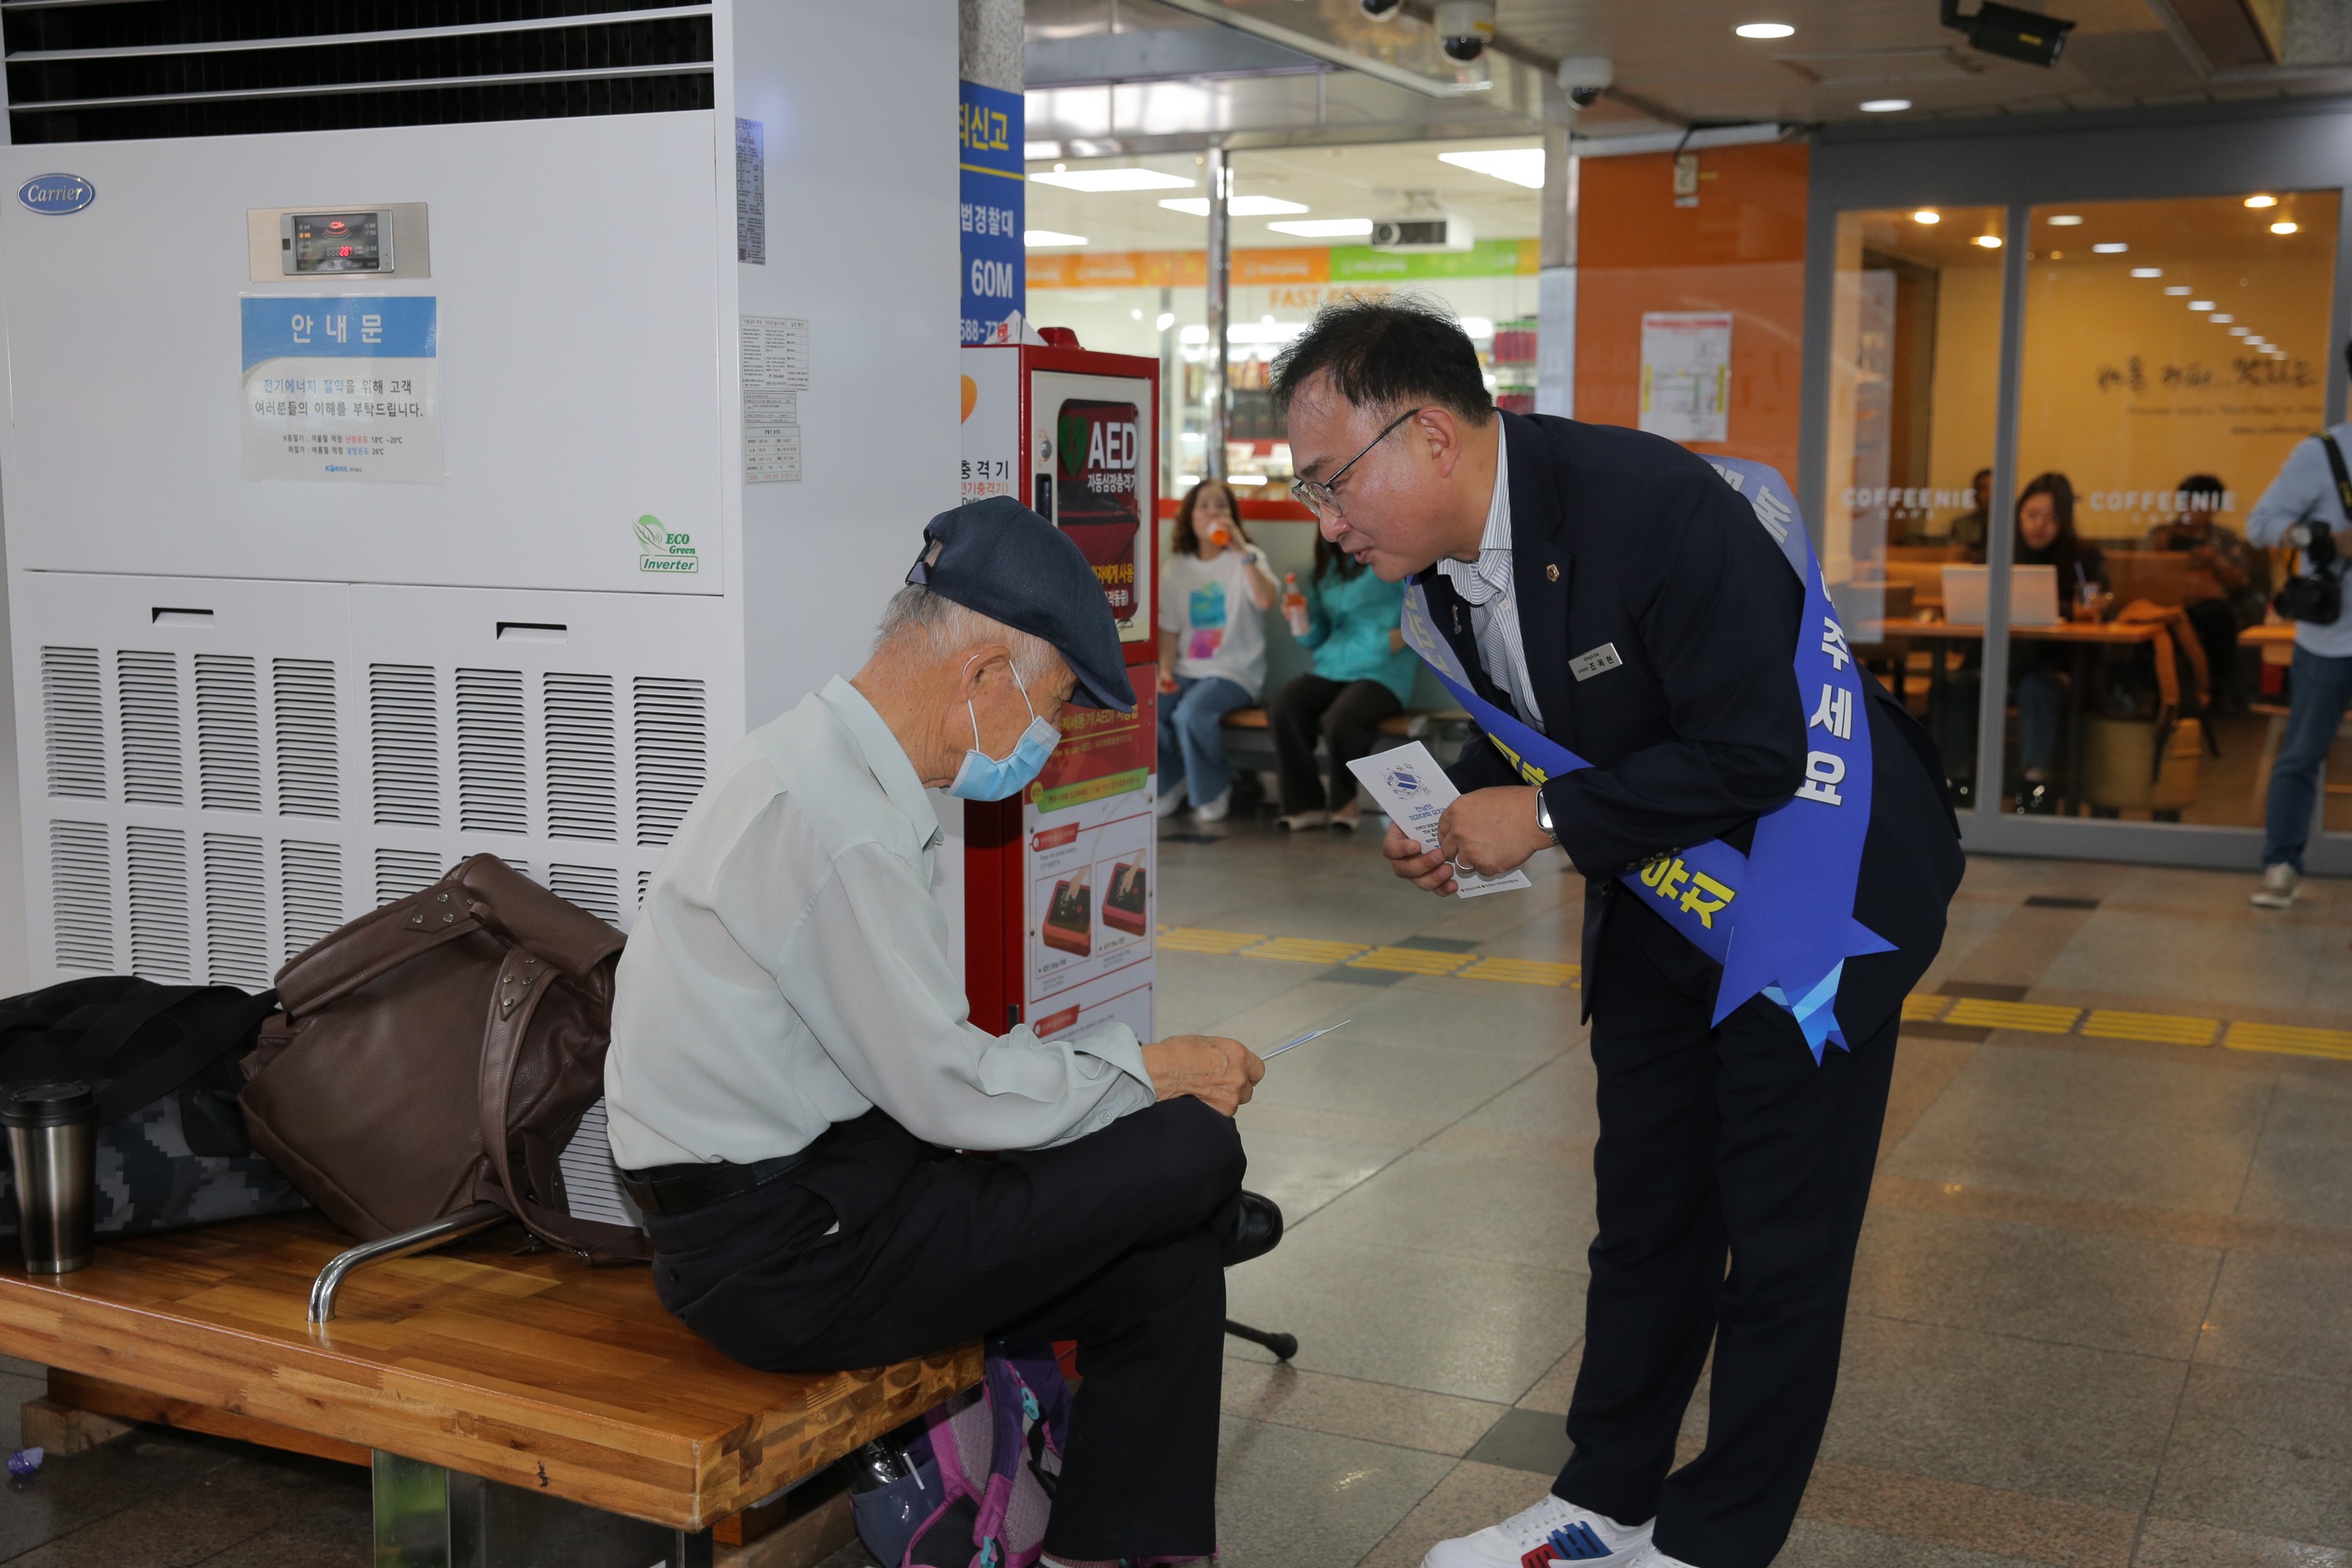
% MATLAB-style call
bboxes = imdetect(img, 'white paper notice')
[740,315,808,482]
[739,315,809,390]
[1348,742,1530,898]
[1639,310,1732,444]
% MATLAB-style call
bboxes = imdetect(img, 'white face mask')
[946,659,1062,801]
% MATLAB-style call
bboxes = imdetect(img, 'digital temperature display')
[286,211,387,274]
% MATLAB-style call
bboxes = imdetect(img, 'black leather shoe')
[1218,1190,1284,1269]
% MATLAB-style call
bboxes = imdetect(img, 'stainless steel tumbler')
[3,1081,97,1273]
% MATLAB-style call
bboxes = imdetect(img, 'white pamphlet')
[1347,742,1531,898]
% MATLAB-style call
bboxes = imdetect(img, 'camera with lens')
[2275,519,2343,626]
[1433,0,1495,61]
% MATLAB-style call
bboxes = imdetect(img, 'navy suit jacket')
[1429,412,1963,1036]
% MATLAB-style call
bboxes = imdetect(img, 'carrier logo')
[17,174,93,214]
[636,514,699,574]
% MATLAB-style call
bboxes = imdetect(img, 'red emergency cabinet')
[959,339,1162,1044]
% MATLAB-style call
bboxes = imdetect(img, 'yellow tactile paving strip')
[1155,925,2352,1064]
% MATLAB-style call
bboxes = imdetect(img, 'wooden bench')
[0,1211,978,1566]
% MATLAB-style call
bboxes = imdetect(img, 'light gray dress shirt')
[604,676,1155,1171]
[1436,423,1547,730]
[2245,419,2352,659]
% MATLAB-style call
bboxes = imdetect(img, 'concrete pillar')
[958,0,1022,92]
[1205,144,1232,481]
[1535,116,1578,418]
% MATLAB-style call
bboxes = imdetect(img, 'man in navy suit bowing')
[1271,298,1962,1568]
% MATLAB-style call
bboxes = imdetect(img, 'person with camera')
[2245,393,2352,909]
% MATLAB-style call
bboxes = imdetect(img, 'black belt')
[619,1145,817,1217]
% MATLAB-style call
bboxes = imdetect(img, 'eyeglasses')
[1289,407,1421,517]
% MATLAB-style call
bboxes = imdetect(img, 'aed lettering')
[1084,420,1140,472]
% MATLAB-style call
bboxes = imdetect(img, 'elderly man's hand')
[1141,1034,1265,1116]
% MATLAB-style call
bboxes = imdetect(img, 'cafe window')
[2004,192,2339,824]
[1824,205,2008,807]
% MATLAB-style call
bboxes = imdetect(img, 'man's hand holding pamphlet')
[1348,742,1531,898]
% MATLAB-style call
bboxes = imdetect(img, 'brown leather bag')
[238,855,648,1262]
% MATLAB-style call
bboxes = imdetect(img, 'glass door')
[1824,205,2009,810]
[2004,192,2341,827]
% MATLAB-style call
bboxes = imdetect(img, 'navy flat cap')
[906,496,1138,712]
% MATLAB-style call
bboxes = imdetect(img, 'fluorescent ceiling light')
[2092,241,2128,253]
[1024,230,1087,248]
[1735,21,1796,37]
[1859,99,1911,112]
[1030,167,1195,193]
[2046,213,2084,226]
[1179,325,1210,345]
[2245,194,2278,209]
[1912,209,1941,224]
[1269,218,1375,238]
[1156,311,1176,332]
[1159,196,1308,217]
[1439,148,1547,188]
[2130,267,2161,278]
[1227,474,1269,486]
[2210,313,2234,323]
[2229,326,2249,336]
[2272,220,2300,234]
[1459,317,1496,338]
[1973,235,2002,248]
[2164,285,2191,296]
[2190,299,2216,310]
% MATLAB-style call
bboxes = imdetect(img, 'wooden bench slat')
[0,1213,980,1530]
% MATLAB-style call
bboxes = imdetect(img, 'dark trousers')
[1269,673,1403,813]
[1555,909,1899,1568]
[643,1098,1244,1561]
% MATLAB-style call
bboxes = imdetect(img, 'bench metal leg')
[372,1450,713,1568]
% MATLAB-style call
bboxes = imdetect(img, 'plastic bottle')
[848,1439,911,1492]
[1282,572,1308,637]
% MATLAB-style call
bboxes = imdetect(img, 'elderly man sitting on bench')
[604,497,1272,1568]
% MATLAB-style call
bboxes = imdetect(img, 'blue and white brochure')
[1348,741,1530,898]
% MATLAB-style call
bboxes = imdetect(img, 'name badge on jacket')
[1570,643,1623,682]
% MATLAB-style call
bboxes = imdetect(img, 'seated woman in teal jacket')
[1270,535,1421,831]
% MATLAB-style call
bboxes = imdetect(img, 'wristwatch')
[1534,789,1560,848]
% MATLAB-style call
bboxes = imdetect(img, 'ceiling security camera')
[1432,0,1495,62]
[1556,54,1613,107]
[1359,0,1404,16]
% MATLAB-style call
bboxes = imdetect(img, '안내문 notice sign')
[241,296,441,482]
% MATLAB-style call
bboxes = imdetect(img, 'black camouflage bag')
[0,977,308,1238]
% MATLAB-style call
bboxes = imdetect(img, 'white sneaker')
[1422,1494,1653,1568]
[1623,1549,1701,1568]
[1154,780,1189,819]
[1192,789,1232,823]
[1276,810,1328,831]
[2251,862,2300,909]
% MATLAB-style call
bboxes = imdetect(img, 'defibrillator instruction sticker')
[241,296,440,482]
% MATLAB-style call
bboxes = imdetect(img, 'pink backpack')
[855,1348,1069,1568]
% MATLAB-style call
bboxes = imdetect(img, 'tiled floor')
[7,822,2352,1567]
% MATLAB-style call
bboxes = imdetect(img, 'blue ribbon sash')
[1400,457,1891,1060]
